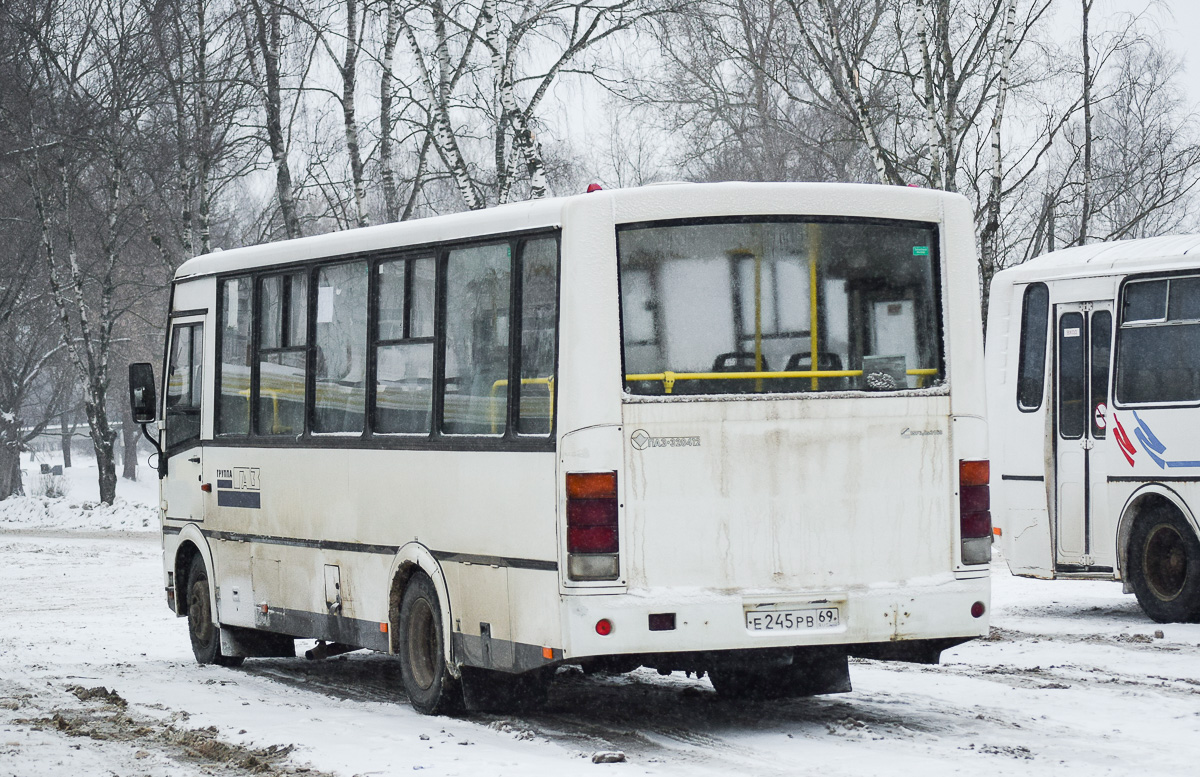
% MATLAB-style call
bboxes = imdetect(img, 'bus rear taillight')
[960,459,992,565]
[566,472,619,581]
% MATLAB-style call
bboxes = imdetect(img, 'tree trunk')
[977,0,1019,321]
[243,0,302,238]
[340,0,369,227]
[380,0,401,222]
[0,416,22,500]
[1078,0,1093,245]
[86,395,119,504]
[121,403,138,481]
[0,448,21,500]
[60,409,72,468]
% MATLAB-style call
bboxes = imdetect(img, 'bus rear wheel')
[398,573,460,715]
[187,556,245,667]
[1129,508,1200,623]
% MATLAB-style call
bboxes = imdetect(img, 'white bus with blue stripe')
[987,234,1200,623]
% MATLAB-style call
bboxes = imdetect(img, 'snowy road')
[2,529,1199,776]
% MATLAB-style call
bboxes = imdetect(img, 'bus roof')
[173,182,968,281]
[994,233,1200,285]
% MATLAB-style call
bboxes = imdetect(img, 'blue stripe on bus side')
[217,491,261,508]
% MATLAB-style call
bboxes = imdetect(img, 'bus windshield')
[618,218,943,396]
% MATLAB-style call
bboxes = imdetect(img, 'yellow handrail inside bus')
[489,376,555,433]
[808,224,821,390]
[625,369,939,394]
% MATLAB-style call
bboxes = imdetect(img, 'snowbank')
[0,451,158,532]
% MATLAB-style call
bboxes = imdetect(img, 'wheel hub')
[1144,523,1188,601]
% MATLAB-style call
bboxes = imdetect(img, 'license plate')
[745,606,840,632]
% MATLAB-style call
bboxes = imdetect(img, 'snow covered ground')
[1,451,158,533]
[2,457,1198,776]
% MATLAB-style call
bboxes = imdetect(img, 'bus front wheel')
[1129,508,1200,623]
[186,556,245,667]
[398,573,460,715]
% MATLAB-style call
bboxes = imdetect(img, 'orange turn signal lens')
[567,472,617,500]
[960,459,990,487]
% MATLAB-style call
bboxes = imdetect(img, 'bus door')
[162,316,207,523]
[1054,302,1113,570]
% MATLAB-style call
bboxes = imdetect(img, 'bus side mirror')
[129,362,157,424]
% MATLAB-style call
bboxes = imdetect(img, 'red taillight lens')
[961,510,993,539]
[566,472,620,577]
[960,485,990,514]
[595,618,613,635]
[960,460,992,564]
[568,525,619,553]
[567,497,617,526]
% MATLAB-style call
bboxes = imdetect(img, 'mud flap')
[460,666,552,713]
[787,649,851,695]
[220,625,296,658]
[708,648,851,699]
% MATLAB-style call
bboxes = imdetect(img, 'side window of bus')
[165,322,203,449]
[375,256,435,434]
[218,277,253,434]
[1116,277,1200,404]
[443,243,512,435]
[1016,283,1049,411]
[258,271,308,435]
[518,238,558,436]
[315,262,369,434]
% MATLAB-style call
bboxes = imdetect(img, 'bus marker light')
[971,601,986,619]
[379,623,388,633]
[586,183,603,193]
[200,483,212,493]
[994,527,1002,537]
[595,619,613,636]
[542,646,554,660]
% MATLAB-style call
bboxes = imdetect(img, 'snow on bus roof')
[997,233,1200,284]
[174,181,965,281]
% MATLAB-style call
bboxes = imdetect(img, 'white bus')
[987,234,1200,623]
[129,182,991,714]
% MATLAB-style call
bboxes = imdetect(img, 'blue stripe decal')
[217,490,261,508]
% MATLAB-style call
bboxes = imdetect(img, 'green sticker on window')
[913,246,930,256]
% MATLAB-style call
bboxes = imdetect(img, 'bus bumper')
[560,576,989,660]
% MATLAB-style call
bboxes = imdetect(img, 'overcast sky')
[1101,0,1200,109]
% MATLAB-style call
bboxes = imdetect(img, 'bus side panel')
[987,278,1054,578]
[201,446,559,653]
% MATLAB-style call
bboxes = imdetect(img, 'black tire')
[1128,507,1200,623]
[187,556,245,667]
[398,573,460,715]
